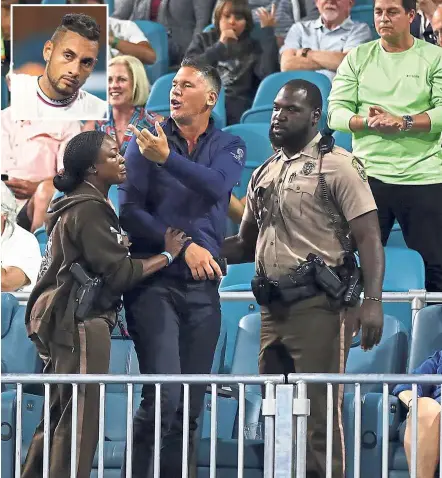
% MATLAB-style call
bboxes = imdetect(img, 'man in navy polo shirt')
[119,57,246,477]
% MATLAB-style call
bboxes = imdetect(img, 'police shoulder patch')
[351,157,367,182]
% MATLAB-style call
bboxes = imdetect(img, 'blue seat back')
[1,76,9,110]
[220,263,255,292]
[382,246,425,332]
[1,305,42,383]
[1,293,19,339]
[386,222,406,248]
[351,6,377,38]
[241,71,332,130]
[332,131,352,152]
[408,305,442,372]
[346,314,409,394]
[222,123,273,166]
[146,73,226,128]
[134,21,169,84]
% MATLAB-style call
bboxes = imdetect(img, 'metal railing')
[3,373,442,478]
[285,374,442,478]
[13,289,442,312]
[2,373,284,478]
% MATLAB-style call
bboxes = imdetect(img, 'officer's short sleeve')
[327,151,377,222]
[242,174,257,225]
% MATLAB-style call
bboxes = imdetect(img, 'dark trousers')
[122,275,221,478]
[369,178,442,292]
[259,295,354,478]
[22,315,114,478]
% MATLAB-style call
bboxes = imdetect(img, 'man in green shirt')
[328,0,442,292]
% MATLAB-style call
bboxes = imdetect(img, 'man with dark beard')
[221,79,385,478]
[10,12,107,120]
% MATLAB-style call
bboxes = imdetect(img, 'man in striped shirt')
[328,0,442,292]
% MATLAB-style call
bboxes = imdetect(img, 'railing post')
[274,384,295,478]
[294,381,310,478]
[262,381,276,478]
[409,289,426,325]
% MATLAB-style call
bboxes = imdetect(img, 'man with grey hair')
[433,5,442,45]
[1,182,41,292]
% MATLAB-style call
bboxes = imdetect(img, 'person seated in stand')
[84,55,163,155]
[1,183,41,292]
[186,0,279,124]
[392,350,442,478]
[1,103,81,232]
[280,0,372,82]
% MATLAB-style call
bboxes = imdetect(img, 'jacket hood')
[46,183,108,236]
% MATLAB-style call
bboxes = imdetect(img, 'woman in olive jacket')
[22,131,188,478]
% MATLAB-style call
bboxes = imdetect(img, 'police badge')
[352,158,367,181]
[301,160,316,176]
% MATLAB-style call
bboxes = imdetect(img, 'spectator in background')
[70,0,157,65]
[433,4,442,43]
[1,106,81,232]
[328,0,442,292]
[411,0,438,43]
[84,56,163,154]
[1,182,41,292]
[392,350,442,478]
[275,0,319,46]
[280,0,372,81]
[113,0,163,21]
[186,0,279,124]
[158,0,218,65]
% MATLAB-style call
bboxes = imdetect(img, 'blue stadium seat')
[220,263,255,292]
[222,123,273,166]
[386,222,406,248]
[134,21,169,84]
[1,293,19,339]
[333,130,352,152]
[2,76,9,110]
[344,314,409,478]
[198,313,264,478]
[351,6,377,38]
[240,71,332,131]
[382,247,425,332]
[146,72,227,128]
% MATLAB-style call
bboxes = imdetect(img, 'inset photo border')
[10,3,108,121]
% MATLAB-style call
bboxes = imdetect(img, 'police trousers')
[21,314,115,478]
[259,294,354,478]
[123,274,221,478]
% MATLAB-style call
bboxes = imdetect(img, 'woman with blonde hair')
[84,55,163,154]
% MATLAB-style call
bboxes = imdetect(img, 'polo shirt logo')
[406,75,419,78]
[231,148,245,165]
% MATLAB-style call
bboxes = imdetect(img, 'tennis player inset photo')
[10,5,108,121]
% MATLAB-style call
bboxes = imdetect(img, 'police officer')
[222,79,385,478]
[119,58,246,477]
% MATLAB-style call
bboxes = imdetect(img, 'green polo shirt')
[328,38,442,185]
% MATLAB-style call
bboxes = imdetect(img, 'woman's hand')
[164,228,190,259]
[256,3,276,28]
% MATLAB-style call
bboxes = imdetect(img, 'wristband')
[111,37,120,49]
[363,117,368,129]
[364,296,381,302]
[160,251,173,266]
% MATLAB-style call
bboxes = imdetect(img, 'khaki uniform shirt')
[242,134,377,280]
